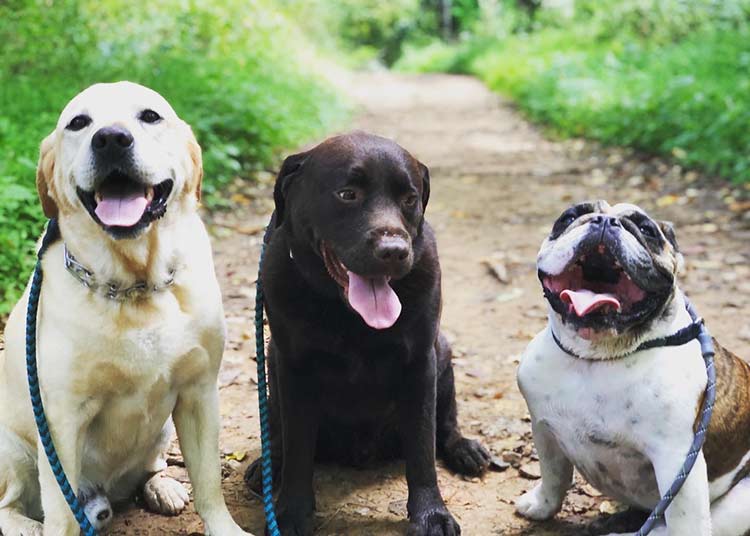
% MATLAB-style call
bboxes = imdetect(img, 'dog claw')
[515,484,562,521]
[441,437,491,477]
[143,474,190,516]
[407,509,461,536]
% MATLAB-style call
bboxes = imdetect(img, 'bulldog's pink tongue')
[560,289,621,317]
[95,192,148,227]
[347,271,402,329]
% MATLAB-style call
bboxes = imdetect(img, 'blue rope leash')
[255,238,281,536]
[25,220,97,535]
[635,298,716,535]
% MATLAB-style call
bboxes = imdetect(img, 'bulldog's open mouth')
[540,245,665,331]
[77,171,173,238]
[320,241,402,330]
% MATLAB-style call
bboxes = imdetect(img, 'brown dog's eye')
[66,114,92,131]
[403,194,419,208]
[139,109,162,124]
[336,189,358,202]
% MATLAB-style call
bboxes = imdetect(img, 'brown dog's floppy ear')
[186,127,203,201]
[36,132,58,218]
[418,162,430,212]
[273,151,308,229]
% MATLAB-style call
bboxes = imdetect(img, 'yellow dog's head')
[36,81,203,239]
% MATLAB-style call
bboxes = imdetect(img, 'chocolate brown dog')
[245,132,490,535]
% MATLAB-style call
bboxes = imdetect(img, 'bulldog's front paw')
[516,483,562,521]
[602,530,665,536]
[441,436,492,477]
[407,507,461,536]
[143,474,190,516]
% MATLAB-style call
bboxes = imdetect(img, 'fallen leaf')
[518,462,541,479]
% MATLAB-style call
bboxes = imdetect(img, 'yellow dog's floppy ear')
[36,131,59,218]
[187,127,203,201]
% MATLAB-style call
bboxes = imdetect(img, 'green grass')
[0,0,348,314]
[397,15,750,186]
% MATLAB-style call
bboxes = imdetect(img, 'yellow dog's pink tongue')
[560,289,621,317]
[95,193,148,227]
[347,271,402,329]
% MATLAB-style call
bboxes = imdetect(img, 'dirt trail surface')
[106,72,749,535]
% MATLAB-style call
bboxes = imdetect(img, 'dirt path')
[112,72,750,535]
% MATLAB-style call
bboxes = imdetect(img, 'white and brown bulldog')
[516,200,750,536]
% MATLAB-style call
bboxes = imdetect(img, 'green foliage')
[398,0,750,185]
[0,0,347,314]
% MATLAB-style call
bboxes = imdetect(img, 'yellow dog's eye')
[139,109,162,124]
[66,115,92,131]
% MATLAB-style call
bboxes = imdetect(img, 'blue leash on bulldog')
[24,215,714,536]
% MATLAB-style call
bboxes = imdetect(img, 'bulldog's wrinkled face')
[538,200,683,340]
[273,131,430,330]
[36,81,202,239]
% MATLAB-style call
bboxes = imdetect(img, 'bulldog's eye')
[403,193,419,208]
[639,222,658,238]
[66,114,92,131]
[336,189,358,202]
[560,214,576,228]
[139,109,162,124]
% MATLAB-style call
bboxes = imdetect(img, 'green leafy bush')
[398,0,750,185]
[0,0,346,314]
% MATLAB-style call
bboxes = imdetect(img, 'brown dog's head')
[272,131,430,330]
[36,81,202,239]
[538,200,683,355]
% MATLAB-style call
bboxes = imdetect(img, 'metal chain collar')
[63,244,176,301]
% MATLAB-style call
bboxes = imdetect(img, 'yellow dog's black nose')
[92,126,134,160]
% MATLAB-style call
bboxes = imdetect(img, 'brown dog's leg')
[399,348,460,536]
[273,356,319,536]
[435,336,491,477]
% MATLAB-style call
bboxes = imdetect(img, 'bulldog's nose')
[91,126,134,160]
[591,215,620,228]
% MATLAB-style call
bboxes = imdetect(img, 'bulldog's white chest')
[518,328,706,509]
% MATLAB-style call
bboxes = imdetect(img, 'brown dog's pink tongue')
[347,271,402,329]
[560,289,621,317]
[95,193,148,227]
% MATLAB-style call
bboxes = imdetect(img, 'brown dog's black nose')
[91,126,134,160]
[374,235,410,267]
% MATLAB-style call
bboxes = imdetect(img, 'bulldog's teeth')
[95,192,103,203]
[146,187,154,202]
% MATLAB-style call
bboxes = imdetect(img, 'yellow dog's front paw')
[143,474,190,516]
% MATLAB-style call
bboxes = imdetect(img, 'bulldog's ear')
[659,220,685,275]
[273,151,308,229]
[418,161,430,212]
[658,220,679,251]
[36,131,59,219]
[187,130,203,201]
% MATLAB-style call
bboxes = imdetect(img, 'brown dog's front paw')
[244,456,281,495]
[441,437,491,477]
[270,507,314,536]
[407,508,461,536]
